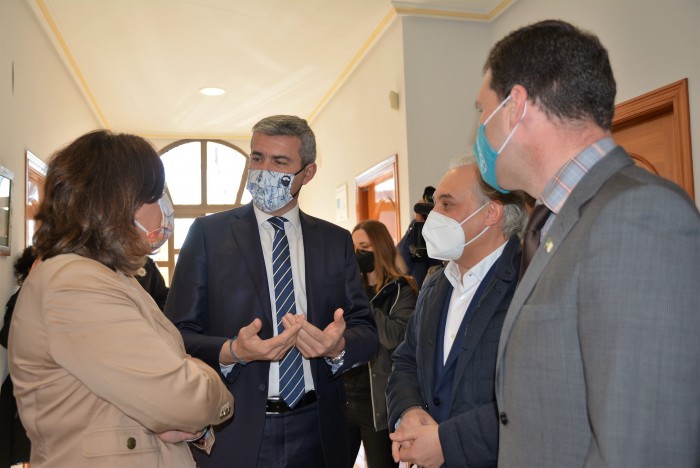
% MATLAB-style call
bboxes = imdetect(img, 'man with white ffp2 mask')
[386,156,530,468]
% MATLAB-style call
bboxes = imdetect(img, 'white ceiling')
[28,0,513,139]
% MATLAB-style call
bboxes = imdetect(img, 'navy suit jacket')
[165,203,378,467]
[387,235,521,467]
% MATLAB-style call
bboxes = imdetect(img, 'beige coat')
[9,254,233,467]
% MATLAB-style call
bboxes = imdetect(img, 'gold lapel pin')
[544,238,554,253]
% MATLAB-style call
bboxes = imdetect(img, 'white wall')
[492,0,700,204]
[303,18,409,232]
[402,17,491,211]
[303,0,700,233]
[0,0,100,382]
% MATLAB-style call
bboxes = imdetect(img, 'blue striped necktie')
[268,216,305,408]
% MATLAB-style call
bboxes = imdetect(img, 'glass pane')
[374,176,395,203]
[151,241,168,262]
[207,142,247,205]
[241,188,252,204]
[157,266,169,287]
[161,142,201,205]
[174,218,196,250]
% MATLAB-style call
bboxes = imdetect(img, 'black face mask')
[355,249,375,273]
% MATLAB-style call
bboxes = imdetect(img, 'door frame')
[612,78,694,199]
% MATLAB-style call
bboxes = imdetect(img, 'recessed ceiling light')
[199,87,226,96]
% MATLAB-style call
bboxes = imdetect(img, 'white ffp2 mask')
[422,203,490,261]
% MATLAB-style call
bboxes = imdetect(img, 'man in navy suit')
[166,115,378,467]
[386,157,528,467]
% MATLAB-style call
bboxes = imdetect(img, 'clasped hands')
[220,308,346,365]
[390,407,444,468]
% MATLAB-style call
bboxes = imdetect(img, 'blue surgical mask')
[473,95,527,194]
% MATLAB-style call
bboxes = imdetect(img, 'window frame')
[157,139,249,283]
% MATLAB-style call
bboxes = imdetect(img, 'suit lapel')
[451,240,516,400]
[495,147,634,396]
[421,274,451,399]
[229,204,273,329]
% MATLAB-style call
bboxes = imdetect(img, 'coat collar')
[495,146,633,397]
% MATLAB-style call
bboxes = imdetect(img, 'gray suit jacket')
[496,146,700,467]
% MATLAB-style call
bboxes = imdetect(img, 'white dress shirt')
[221,205,314,397]
[441,242,506,363]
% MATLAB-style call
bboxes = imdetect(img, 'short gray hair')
[451,154,529,238]
[252,115,317,166]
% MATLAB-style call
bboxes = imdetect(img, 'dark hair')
[352,220,418,295]
[485,19,616,130]
[252,115,316,165]
[32,130,165,274]
[14,246,36,286]
[451,155,531,237]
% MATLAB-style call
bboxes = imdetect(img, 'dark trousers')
[345,394,397,468]
[0,376,31,467]
[257,401,326,468]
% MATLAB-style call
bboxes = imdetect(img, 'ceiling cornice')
[30,0,111,129]
[307,7,397,124]
[393,0,515,22]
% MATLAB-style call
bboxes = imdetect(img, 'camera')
[409,186,435,258]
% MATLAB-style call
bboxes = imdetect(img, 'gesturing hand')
[284,308,346,359]
[219,316,302,365]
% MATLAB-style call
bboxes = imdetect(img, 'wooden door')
[612,79,694,199]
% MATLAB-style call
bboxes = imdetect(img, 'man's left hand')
[287,308,346,358]
[390,422,444,468]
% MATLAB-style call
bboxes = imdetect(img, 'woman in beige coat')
[9,130,233,467]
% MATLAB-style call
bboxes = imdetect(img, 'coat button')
[219,402,231,419]
[259,383,266,392]
[500,412,508,425]
[433,397,441,406]
[126,437,136,449]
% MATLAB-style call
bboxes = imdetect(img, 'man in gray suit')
[473,19,700,467]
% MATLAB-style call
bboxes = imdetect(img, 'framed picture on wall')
[0,165,14,256]
[26,150,48,246]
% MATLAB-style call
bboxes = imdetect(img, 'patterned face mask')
[246,167,305,213]
[135,192,174,251]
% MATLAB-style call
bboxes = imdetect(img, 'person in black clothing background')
[344,220,418,468]
[135,256,169,311]
[0,246,35,467]
[396,186,443,289]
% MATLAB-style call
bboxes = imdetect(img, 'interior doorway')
[612,78,694,200]
[355,155,400,243]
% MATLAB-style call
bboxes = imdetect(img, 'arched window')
[154,140,250,283]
